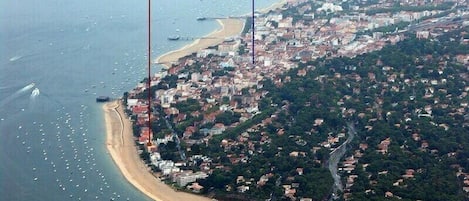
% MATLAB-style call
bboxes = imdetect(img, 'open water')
[0,0,279,200]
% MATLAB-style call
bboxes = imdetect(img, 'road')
[327,122,356,200]
[407,12,469,32]
[163,116,186,161]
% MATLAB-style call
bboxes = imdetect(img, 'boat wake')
[9,55,23,62]
[0,83,36,108]
[21,83,36,92]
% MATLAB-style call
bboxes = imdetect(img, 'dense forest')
[196,27,469,200]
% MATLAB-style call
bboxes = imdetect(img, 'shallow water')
[0,0,279,200]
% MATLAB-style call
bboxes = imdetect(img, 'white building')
[174,171,209,187]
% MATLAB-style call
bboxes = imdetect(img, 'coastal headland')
[103,100,211,201]
[102,0,469,199]
[155,0,288,68]
[104,1,290,200]
[104,15,246,201]
[156,18,244,68]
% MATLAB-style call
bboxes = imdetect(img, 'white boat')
[31,88,40,96]
[167,35,180,40]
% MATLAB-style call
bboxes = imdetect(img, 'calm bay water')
[0,0,278,200]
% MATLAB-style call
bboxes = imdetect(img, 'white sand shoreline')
[103,100,211,201]
[104,1,291,200]
[155,18,244,69]
[155,0,288,69]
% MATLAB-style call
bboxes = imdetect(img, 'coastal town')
[117,0,469,200]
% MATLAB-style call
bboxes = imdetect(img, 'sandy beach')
[155,0,289,69]
[258,0,288,13]
[156,18,244,68]
[103,100,211,201]
[103,1,291,200]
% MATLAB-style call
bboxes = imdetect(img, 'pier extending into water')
[168,36,219,41]
[166,16,247,42]
[198,16,247,20]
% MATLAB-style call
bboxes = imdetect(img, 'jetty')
[195,16,247,21]
[167,36,218,41]
[96,96,110,102]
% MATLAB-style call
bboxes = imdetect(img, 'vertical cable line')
[251,0,255,65]
[147,0,152,146]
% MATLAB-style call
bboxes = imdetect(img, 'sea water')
[0,0,280,200]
